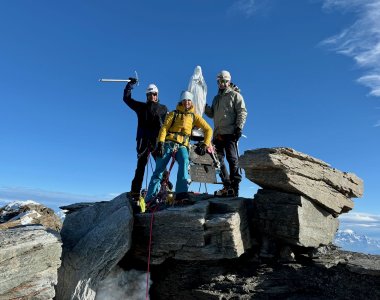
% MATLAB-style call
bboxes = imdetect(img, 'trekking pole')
[236,140,243,175]
[208,144,221,170]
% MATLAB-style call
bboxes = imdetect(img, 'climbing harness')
[166,110,195,146]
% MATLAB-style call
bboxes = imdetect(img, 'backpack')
[169,110,195,130]
[230,82,241,93]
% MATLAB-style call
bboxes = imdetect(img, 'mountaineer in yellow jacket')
[145,90,212,204]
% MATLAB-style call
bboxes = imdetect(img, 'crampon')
[214,186,235,197]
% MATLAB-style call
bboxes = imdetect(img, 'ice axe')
[236,134,247,174]
[99,71,139,86]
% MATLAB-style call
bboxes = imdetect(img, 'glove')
[234,127,242,141]
[155,142,164,158]
[194,143,207,156]
[125,77,137,91]
[128,77,138,85]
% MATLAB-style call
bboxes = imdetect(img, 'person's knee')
[226,155,238,165]
[151,172,163,181]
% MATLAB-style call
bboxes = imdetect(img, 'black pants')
[213,134,241,188]
[131,138,157,193]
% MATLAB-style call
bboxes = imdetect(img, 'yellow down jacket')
[157,102,212,148]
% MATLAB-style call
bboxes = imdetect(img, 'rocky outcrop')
[149,246,380,299]
[55,193,134,300]
[1,147,370,299]
[238,147,364,255]
[130,196,252,264]
[0,225,62,300]
[0,200,62,231]
[254,189,339,248]
[239,147,363,215]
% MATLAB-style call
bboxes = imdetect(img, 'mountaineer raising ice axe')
[122,78,169,205]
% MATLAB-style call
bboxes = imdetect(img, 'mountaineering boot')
[231,184,239,197]
[174,192,195,205]
[214,186,235,197]
[137,195,146,213]
[128,191,146,213]
[166,191,175,205]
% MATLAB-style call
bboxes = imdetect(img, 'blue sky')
[1,1,379,238]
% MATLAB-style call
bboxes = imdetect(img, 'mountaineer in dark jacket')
[123,80,168,200]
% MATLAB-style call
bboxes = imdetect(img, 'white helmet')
[216,70,231,81]
[179,90,194,102]
[146,84,159,94]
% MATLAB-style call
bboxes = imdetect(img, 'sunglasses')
[218,79,230,84]
[147,92,158,96]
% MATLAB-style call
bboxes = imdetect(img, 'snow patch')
[3,200,40,211]
[9,210,42,225]
[335,229,380,255]
[55,210,67,221]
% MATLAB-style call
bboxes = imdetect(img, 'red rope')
[146,204,158,299]
[145,147,178,299]
[160,148,177,191]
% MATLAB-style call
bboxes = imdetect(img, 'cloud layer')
[339,211,380,240]
[229,0,270,18]
[321,0,380,97]
[230,0,257,17]
[0,186,117,211]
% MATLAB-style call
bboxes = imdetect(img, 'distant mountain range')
[334,229,380,255]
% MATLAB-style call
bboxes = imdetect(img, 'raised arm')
[123,84,143,112]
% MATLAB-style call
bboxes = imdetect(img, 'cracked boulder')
[254,189,339,248]
[239,147,363,215]
[130,197,252,265]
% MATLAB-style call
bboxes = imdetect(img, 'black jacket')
[123,88,168,143]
